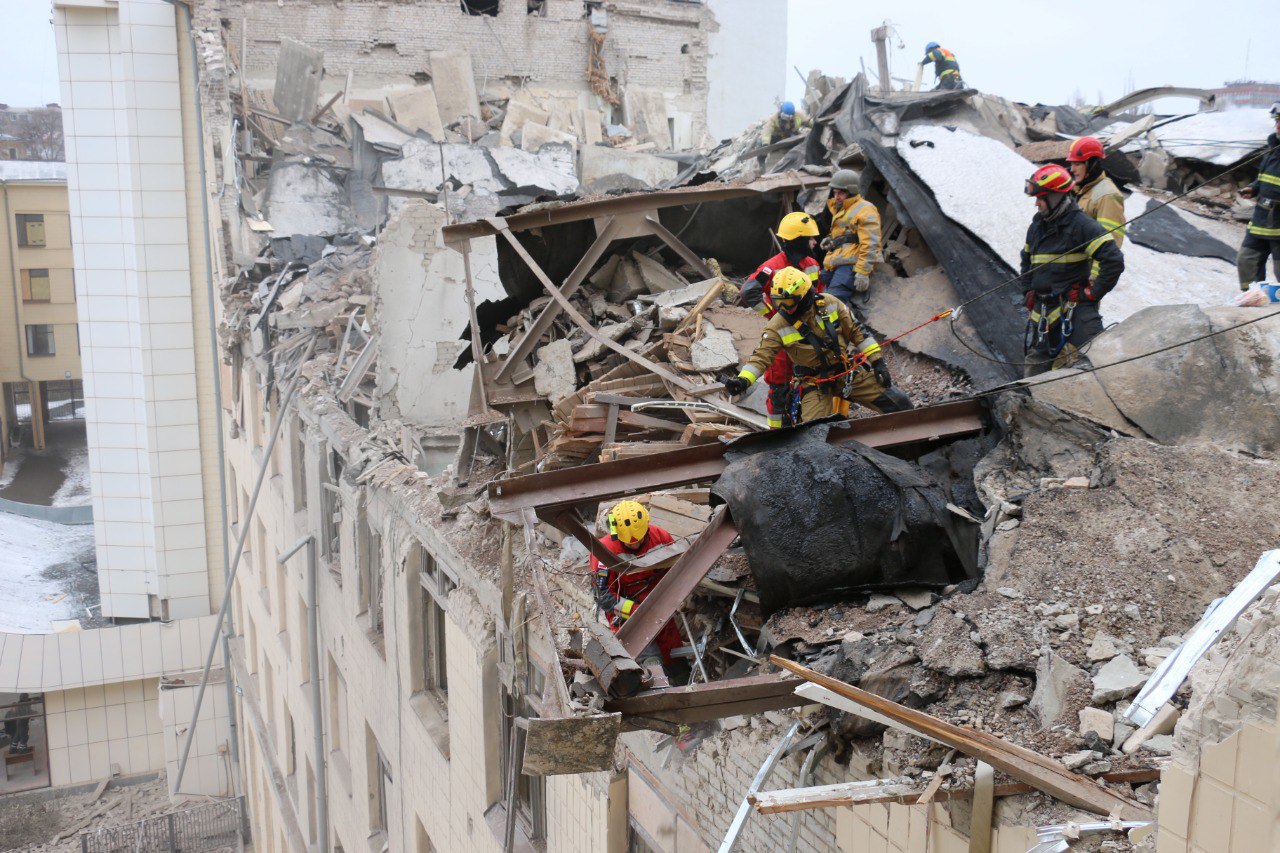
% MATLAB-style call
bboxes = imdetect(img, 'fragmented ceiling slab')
[273,37,324,123]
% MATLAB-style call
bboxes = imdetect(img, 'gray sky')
[785,0,1280,111]
[1,0,1277,113]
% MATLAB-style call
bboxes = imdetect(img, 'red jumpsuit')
[590,525,683,663]
[744,253,823,428]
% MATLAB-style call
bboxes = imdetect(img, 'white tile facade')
[54,0,210,620]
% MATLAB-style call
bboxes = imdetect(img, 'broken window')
[357,501,383,636]
[320,450,342,565]
[20,269,50,302]
[328,654,347,757]
[24,324,54,356]
[527,0,545,13]
[367,727,391,833]
[501,662,546,841]
[419,547,451,696]
[460,0,499,15]
[292,420,307,512]
[16,213,45,247]
[285,709,297,778]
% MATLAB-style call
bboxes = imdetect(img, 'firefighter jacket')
[1247,133,1280,239]
[924,47,961,79]
[762,110,811,144]
[591,525,676,627]
[739,253,824,386]
[737,294,881,386]
[1019,197,1125,301]
[1074,173,1127,249]
[822,195,881,276]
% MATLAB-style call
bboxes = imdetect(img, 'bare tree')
[8,109,65,161]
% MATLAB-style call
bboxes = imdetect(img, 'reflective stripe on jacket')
[925,47,960,78]
[738,294,880,385]
[823,195,881,276]
[1019,197,1125,300]
[1248,133,1280,238]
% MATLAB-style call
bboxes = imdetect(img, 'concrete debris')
[273,37,324,123]
[1092,655,1148,704]
[532,339,576,404]
[918,611,986,677]
[1078,707,1115,742]
[1086,633,1124,662]
[579,145,679,190]
[488,145,579,197]
[429,50,482,127]
[1030,650,1090,728]
[689,323,737,371]
[388,85,445,140]
[265,163,354,238]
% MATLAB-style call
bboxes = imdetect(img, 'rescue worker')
[1067,136,1127,250]
[738,212,824,428]
[815,169,881,305]
[922,42,964,90]
[1020,164,1125,377]
[761,101,811,145]
[723,267,913,422]
[1237,102,1280,289]
[591,500,679,685]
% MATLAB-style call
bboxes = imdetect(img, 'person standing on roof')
[1237,102,1280,289]
[815,169,881,306]
[1020,164,1125,377]
[922,42,964,90]
[591,500,679,686]
[762,101,811,145]
[724,267,912,422]
[1067,136,1127,282]
[738,212,825,428]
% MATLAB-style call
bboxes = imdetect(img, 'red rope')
[803,309,955,386]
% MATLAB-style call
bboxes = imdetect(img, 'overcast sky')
[1,0,1277,111]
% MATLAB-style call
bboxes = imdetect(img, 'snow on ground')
[897,124,1240,326]
[51,446,91,507]
[0,512,95,633]
[0,447,23,490]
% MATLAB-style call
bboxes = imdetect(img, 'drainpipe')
[2,181,40,452]
[163,0,243,793]
[278,534,329,853]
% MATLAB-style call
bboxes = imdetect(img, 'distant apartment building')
[1212,80,1280,110]
[0,160,80,456]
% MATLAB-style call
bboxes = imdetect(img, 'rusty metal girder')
[615,505,738,658]
[605,673,805,729]
[488,400,988,523]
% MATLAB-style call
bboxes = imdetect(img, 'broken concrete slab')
[350,110,415,151]
[381,139,505,196]
[500,98,552,145]
[632,252,688,294]
[606,257,647,302]
[489,145,579,197]
[1086,633,1123,662]
[689,324,738,372]
[273,38,324,123]
[1026,368,1144,438]
[429,50,482,126]
[388,85,445,141]
[1092,655,1147,704]
[579,145,678,190]
[645,278,715,309]
[918,611,986,677]
[264,162,353,239]
[624,88,673,150]
[581,108,603,145]
[1030,650,1090,727]
[533,339,576,404]
[522,122,578,154]
[1078,707,1115,742]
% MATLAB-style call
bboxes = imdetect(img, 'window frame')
[16,213,46,248]
[25,323,55,357]
[20,268,51,302]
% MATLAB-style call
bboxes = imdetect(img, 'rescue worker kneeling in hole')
[1021,163,1124,377]
[815,169,881,306]
[723,267,913,422]
[591,500,678,687]
[738,211,825,428]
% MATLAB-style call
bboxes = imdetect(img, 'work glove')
[1024,291,1036,311]
[724,376,750,396]
[1066,283,1096,303]
[1241,186,1256,200]
[820,236,836,251]
[872,360,892,389]
[854,273,871,293]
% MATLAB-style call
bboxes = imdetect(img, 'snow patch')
[0,512,95,633]
[51,446,91,507]
[896,125,1239,327]
[1148,110,1273,166]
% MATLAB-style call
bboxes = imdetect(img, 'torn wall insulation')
[710,424,978,616]
[858,136,1023,380]
[1126,196,1236,263]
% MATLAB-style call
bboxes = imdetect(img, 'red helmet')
[1025,164,1075,197]
[1066,136,1104,162]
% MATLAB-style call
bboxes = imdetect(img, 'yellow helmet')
[777,211,820,242]
[608,500,650,546]
[769,266,812,311]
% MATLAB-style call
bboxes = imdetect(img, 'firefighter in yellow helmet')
[723,268,913,422]
[590,501,681,674]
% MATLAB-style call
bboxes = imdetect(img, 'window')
[285,710,296,778]
[357,502,383,635]
[502,663,547,841]
[327,655,347,756]
[461,0,498,15]
[16,214,45,247]
[25,324,54,356]
[367,726,391,833]
[292,422,307,512]
[412,546,453,697]
[320,451,342,562]
[20,269,50,302]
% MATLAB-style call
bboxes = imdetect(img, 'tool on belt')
[1026,293,1076,358]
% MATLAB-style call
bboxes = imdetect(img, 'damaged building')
[35,0,1280,851]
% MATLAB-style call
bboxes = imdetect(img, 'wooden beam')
[771,656,1152,820]
[750,769,1161,815]
[487,217,699,392]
